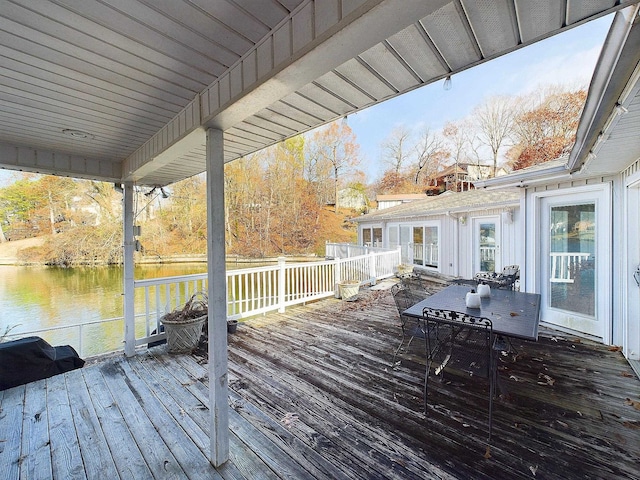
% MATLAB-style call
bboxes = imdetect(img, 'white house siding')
[622,159,640,362]
[355,190,521,280]
[454,207,521,280]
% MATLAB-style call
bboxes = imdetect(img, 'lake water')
[0,263,217,357]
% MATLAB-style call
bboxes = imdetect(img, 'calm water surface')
[0,264,218,357]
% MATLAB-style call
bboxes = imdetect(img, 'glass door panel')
[539,186,610,340]
[362,228,372,246]
[424,226,438,267]
[388,226,398,250]
[413,227,424,266]
[549,203,595,316]
[479,222,497,272]
[400,226,412,264]
[373,228,383,247]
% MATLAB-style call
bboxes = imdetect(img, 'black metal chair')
[390,283,423,364]
[475,264,520,290]
[420,307,497,440]
[399,272,429,299]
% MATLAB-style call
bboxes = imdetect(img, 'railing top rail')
[134,272,208,287]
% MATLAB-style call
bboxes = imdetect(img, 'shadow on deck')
[2,283,639,479]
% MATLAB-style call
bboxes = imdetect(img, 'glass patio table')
[402,284,541,341]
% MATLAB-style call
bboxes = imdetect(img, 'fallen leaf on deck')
[509,312,519,317]
[484,446,491,459]
[622,421,640,429]
[529,465,538,476]
[280,412,299,428]
[551,336,558,342]
[608,345,623,352]
[620,371,634,377]
[537,373,555,386]
[509,375,520,382]
[624,398,640,410]
[556,420,568,428]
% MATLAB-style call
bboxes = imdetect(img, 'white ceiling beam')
[0,142,121,181]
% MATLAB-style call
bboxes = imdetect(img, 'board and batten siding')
[455,206,521,280]
[358,204,520,280]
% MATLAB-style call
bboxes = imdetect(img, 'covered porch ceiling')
[0,1,635,187]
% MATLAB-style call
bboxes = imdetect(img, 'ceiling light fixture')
[62,129,94,140]
[443,75,452,91]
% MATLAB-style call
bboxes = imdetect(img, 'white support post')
[278,257,286,312]
[206,128,229,466]
[369,252,377,285]
[123,182,136,357]
[334,257,342,297]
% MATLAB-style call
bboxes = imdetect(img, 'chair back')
[400,273,428,299]
[421,307,493,378]
[499,264,519,290]
[391,284,420,321]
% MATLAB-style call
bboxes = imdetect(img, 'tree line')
[0,85,585,265]
[374,85,585,193]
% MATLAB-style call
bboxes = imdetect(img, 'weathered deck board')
[1,384,25,480]
[80,366,153,480]
[225,287,640,480]
[2,282,639,479]
[47,373,86,479]
[64,371,120,480]
[21,380,53,479]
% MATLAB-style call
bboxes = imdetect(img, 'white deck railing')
[549,252,593,283]
[412,243,438,267]
[325,242,391,258]
[133,249,401,348]
[7,249,401,356]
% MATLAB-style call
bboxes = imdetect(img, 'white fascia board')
[567,5,640,172]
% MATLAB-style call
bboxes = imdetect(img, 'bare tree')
[380,125,413,174]
[412,126,448,185]
[472,96,515,177]
[309,121,360,213]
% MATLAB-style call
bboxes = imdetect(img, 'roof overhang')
[568,4,640,175]
[0,1,636,186]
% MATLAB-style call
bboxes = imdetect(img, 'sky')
[0,14,613,188]
[345,13,613,181]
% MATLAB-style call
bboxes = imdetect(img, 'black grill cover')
[0,336,85,390]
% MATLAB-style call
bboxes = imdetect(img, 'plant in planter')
[338,280,360,301]
[160,292,208,353]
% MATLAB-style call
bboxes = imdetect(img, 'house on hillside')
[353,188,521,280]
[336,186,368,211]
[375,193,427,210]
[429,163,511,192]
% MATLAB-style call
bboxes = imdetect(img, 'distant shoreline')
[0,238,319,266]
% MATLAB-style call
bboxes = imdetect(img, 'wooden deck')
[2,281,640,479]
